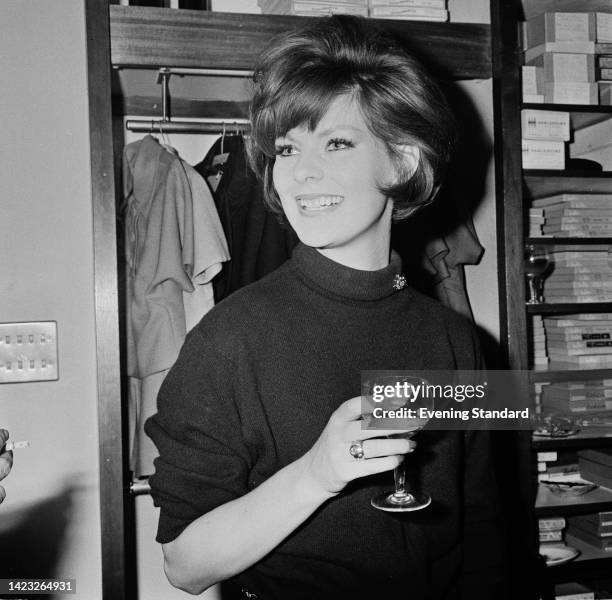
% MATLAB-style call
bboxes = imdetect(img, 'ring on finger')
[349,440,365,460]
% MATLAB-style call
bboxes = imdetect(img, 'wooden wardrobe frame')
[85,3,496,597]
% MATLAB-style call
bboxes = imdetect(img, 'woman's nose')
[293,150,324,183]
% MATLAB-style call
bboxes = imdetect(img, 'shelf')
[524,174,612,198]
[526,238,612,245]
[536,482,612,517]
[533,431,612,451]
[544,535,612,582]
[530,369,612,384]
[522,104,612,130]
[109,6,491,79]
[526,303,612,314]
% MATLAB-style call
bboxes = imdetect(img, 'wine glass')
[368,375,433,512]
[524,244,550,304]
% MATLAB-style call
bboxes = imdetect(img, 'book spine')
[521,109,570,140]
[528,52,596,82]
[522,139,565,169]
[543,81,598,105]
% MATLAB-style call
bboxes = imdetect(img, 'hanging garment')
[194,134,299,302]
[421,218,484,321]
[123,135,229,477]
[392,202,483,322]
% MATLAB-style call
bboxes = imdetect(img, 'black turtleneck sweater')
[145,243,507,600]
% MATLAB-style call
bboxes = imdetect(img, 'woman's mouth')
[296,195,344,213]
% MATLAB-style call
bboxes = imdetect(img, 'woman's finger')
[331,396,367,423]
[360,437,414,460]
[356,454,404,477]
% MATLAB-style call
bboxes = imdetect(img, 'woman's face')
[272,95,399,268]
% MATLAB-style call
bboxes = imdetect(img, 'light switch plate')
[0,321,58,383]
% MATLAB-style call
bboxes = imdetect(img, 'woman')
[146,15,509,599]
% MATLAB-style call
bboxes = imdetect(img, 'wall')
[0,1,102,598]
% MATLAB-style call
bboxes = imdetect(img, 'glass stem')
[527,277,538,303]
[393,461,408,499]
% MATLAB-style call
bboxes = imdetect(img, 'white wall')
[1,1,102,598]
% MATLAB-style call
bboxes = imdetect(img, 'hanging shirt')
[123,135,229,476]
[194,134,298,303]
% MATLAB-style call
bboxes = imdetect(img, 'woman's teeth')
[298,195,343,209]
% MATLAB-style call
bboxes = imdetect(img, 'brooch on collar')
[393,274,407,291]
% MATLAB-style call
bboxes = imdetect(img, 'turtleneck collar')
[290,243,407,302]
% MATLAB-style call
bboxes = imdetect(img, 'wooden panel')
[491,0,528,371]
[526,303,612,314]
[85,1,134,599]
[524,174,612,198]
[113,95,249,118]
[531,368,612,384]
[109,6,491,79]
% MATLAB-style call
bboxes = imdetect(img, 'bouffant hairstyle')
[247,15,456,222]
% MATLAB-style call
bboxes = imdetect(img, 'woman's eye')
[327,138,354,151]
[274,145,296,157]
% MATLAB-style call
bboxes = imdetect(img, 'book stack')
[258,0,368,16]
[542,247,612,302]
[535,193,612,238]
[578,448,612,490]
[529,206,546,236]
[554,582,596,600]
[538,459,581,483]
[540,379,612,416]
[532,315,550,370]
[521,109,569,170]
[539,515,567,547]
[568,509,612,553]
[543,315,612,369]
[569,116,612,171]
[521,10,612,105]
[367,0,448,22]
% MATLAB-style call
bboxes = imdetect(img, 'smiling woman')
[271,95,400,269]
[145,14,513,600]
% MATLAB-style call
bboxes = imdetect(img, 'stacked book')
[543,315,612,369]
[578,448,612,491]
[542,247,612,302]
[258,0,368,15]
[532,315,550,370]
[537,458,581,483]
[540,378,612,416]
[539,515,568,547]
[531,193,612,238]
[568,512,612,557]
[568,510,612,553]
[367,0,448,22]
[521,109,569,169]
[521,10,612,105]
[529,206,546,236]
[569,116,612,171]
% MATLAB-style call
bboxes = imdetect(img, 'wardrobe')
[85,3,527,598]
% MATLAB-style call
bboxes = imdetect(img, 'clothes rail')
[123,67,253,134]
[125,119,251,134]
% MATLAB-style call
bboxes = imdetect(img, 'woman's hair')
[247,15,457,222]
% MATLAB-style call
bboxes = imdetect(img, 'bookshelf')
[492,1,612,597]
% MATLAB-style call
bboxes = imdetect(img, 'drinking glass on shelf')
[524,244,551,304]
[368,375,433,512]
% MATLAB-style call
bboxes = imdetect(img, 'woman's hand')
[0,429,13,504]
[302,396,416,496]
